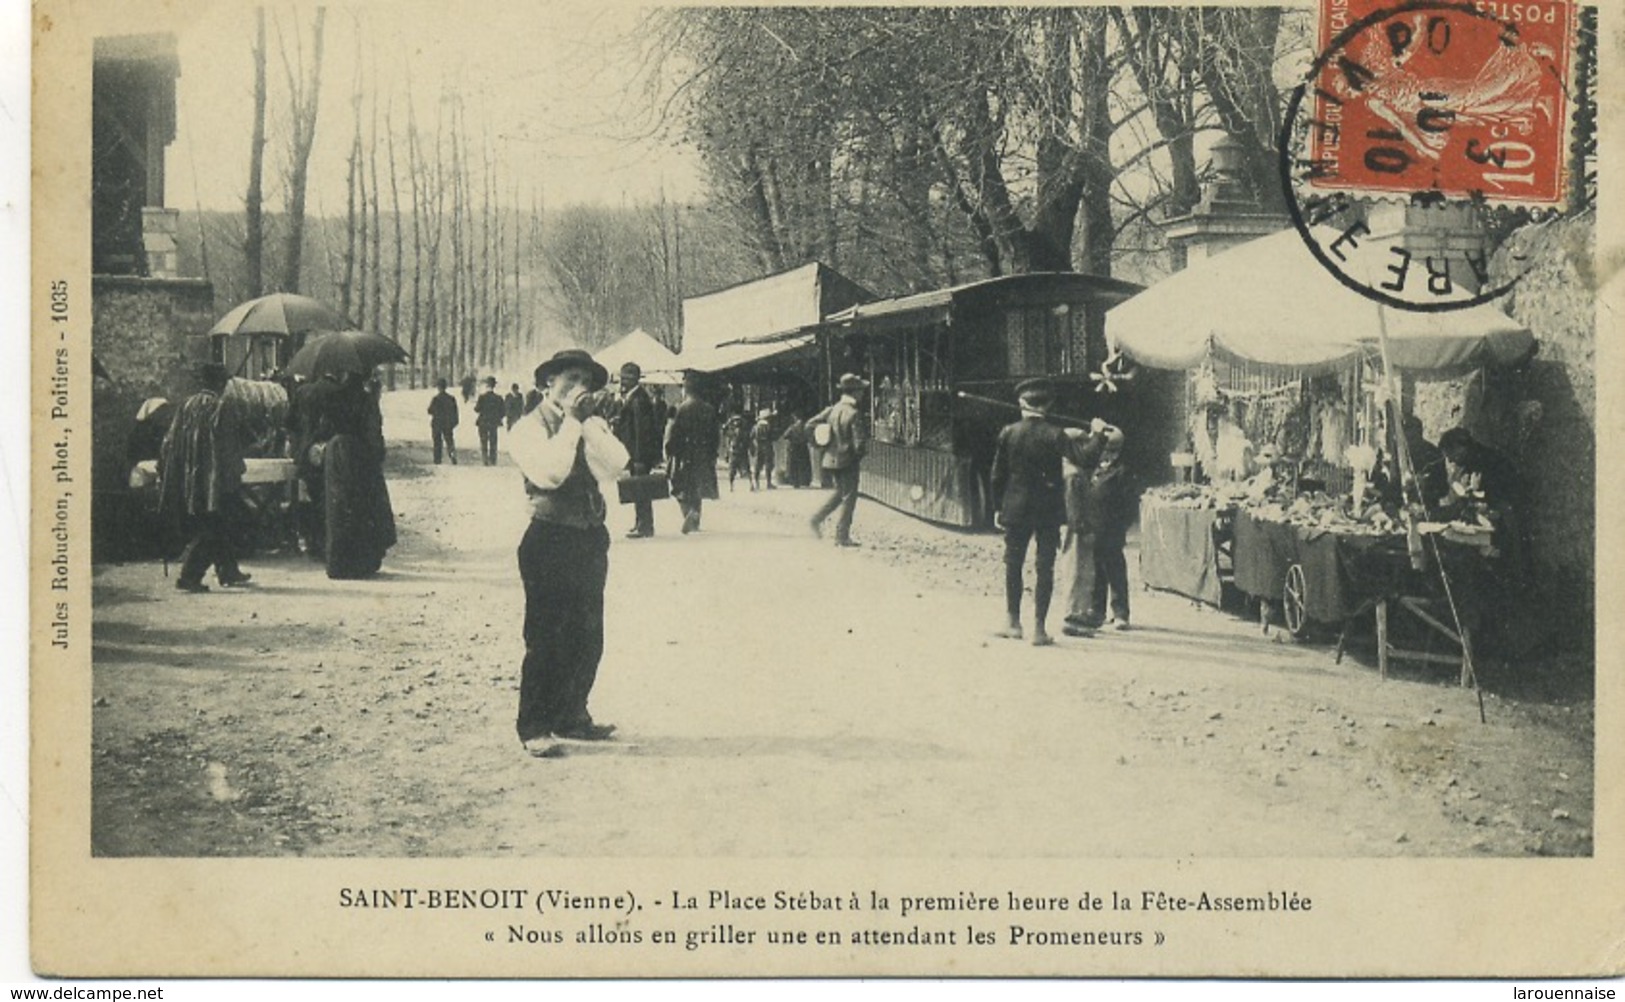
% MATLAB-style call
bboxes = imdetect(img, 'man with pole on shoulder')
[989,378,1106,646]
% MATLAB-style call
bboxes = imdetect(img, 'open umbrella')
[285,330,408,379]
[209,293,354,338]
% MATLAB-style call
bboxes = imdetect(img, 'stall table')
[1231,509,1492,685]
[1137,494,1232,606]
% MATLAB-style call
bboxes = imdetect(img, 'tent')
[594,329,682,384]
[1109,225,1535,375]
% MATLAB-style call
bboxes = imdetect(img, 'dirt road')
[89,391,1593,858]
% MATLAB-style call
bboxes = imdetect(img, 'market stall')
[1110,226,1535,682]
[808,272,1141,526]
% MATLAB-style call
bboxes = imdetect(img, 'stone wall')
[1412,211,1596,649]
[91,276,215,559]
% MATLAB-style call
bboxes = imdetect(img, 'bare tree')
[368,86,384,336]
[276,6,327,294]
[244,7,268,298]
[386,95,404,387]
[339,55,361,317]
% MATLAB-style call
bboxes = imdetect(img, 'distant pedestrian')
[475,376,505,466]
[989,379,1103,646]
[504,383,525,431]
[807,373,870,547]
[460,373,477,403]
[726,410,753,491]
[665,370,720,534]
[751,408,777,489]
[158,362,252,593]
[781,412,813,488]
[506,349,629,757]
[612,362,663,538]
[1064,423,1133,636]
[651,390,670,438]
[427,378,460,464]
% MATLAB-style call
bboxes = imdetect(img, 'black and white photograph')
[21,0,1623,983]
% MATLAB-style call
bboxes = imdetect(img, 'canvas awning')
[673,333,818,376]
[1109,226,1535,375]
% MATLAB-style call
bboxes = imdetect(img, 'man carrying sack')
[612,362,665,538]
[807,373,871,547]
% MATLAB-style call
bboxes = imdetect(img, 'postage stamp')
[1305,0,1575,205]
[1279,0,1583,312]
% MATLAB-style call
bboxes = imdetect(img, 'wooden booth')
[812,273,1142,527]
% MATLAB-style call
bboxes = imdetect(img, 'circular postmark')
[1279,0,1576,311]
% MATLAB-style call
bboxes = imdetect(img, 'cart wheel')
[1282,562,1309,638]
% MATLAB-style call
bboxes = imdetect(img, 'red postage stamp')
[1308,0,1575,205]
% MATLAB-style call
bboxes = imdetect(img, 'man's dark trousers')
[515,519,609,741]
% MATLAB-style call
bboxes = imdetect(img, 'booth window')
[1005,305,1083,377]
[868,325,953,449]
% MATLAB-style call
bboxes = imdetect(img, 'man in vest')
[505,349,630,757]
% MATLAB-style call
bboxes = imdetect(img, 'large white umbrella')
[1109,226,1535,375]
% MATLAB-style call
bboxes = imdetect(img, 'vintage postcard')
[26,0,1624,981]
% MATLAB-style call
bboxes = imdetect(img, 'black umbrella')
[285,330,409,379]
[208,293,353,338]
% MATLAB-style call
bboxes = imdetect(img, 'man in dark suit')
[665,370,720,534]
[807,373,871,547]
[475,376,506,466]
[427,378,460,464]
[989,378,1104,646]
[612,362,664,537]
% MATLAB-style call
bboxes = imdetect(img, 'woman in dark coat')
[664,371,720,533]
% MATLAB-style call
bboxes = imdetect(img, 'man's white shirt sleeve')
[507,410,629,488]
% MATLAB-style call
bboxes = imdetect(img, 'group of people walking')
[427,375,531,466]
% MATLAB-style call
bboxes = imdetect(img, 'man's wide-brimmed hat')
[1015,377,1056,405]
[535,349,608,391]
[837,372,869,393]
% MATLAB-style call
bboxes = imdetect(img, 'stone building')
[91,33,215,556]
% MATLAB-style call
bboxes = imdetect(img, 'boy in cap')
[751,407,777,489]
[807,373,871,546]
[506,349,630,756]
[1064,422,1132,635]
[990,378,1105,645]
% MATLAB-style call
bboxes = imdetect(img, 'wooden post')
[1376,599,1389,680]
